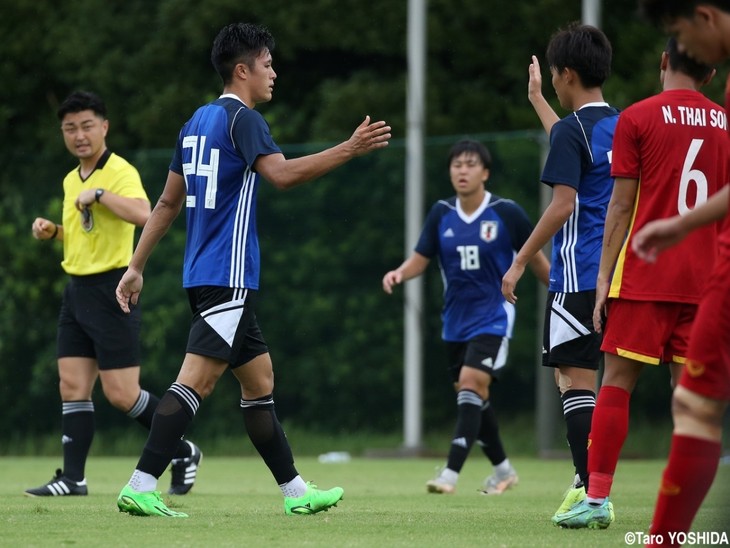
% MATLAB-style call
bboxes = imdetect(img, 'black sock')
[561,389,595,489]
[241,394,297,485]
[445,390,483,473]
[62,401,95,482]
[128,390,191,459]
[137,383,200,478]
[477,400,507,466]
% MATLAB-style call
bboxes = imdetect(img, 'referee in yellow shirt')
[27,91,201,497]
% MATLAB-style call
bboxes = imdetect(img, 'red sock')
[649,435,721,543]
[586,386,630,499]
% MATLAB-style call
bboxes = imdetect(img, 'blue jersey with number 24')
[170,94,281,289]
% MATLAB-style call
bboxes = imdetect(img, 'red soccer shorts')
[601,299,697,365]
[680,252,730,401]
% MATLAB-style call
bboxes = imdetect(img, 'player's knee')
[59,378,91,400]
[104,385,138,411]
[672,389,725,439]
[557,372,572,394]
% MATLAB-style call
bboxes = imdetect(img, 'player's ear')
[234,63,248,80]
[694,5,715,27]
[659,51,669,72]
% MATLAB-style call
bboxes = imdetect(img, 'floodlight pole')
[403,0,427,451]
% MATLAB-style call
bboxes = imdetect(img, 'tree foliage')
[1,0,716,445]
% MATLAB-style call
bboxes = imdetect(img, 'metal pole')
[403,0,427,451]
[582,0,602,27]
[535,133,562,457]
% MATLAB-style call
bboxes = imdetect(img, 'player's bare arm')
[502,184,576,303]
[255,116,391,189]
[74,188,151,227]
[528,55,560,136]
[593,177,639,332]
[116,171,186,313]
[633,184,730,262]
[527,250,551,287]
[382,253,430,294]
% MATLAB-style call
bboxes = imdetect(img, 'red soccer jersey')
[610,89,729,302]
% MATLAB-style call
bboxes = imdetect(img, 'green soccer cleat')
[554,485,586,518]
[284,483,344,515]
[552,498,615,529]
[117,485,188,518]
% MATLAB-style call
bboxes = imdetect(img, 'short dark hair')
[640,0,730,26]
[546,22,612,88]
[57,91,107,121]
[447,139,492,170]
[211,23,276,85]
[665,37,714,81]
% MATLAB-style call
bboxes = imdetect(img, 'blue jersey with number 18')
[415,192,535,342]
[170,94,281,289]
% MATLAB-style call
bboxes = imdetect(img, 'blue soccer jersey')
[170,94,281,289]
[541,103,619,293]
[416,192,535,342]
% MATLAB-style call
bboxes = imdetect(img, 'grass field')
[2,456,728,547]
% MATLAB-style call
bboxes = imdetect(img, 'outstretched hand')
[347,115,391,157]
[116,267,144,313]
[528,55,544,102]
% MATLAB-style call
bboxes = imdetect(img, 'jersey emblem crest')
[480,221,498,242]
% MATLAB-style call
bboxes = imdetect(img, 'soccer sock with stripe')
[649,435,721,539]
[561,389,595,489]
[587,385,630,500]
[476,399,508,466]
[61,400,95,482]
[241,394,298,487]
[445,390,483,474]
[127,389,192,460]
[134,383,201,482]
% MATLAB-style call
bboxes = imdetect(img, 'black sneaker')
[168,440,202,495]
[25,469,88,497]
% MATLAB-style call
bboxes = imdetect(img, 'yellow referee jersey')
[61,150,149,276]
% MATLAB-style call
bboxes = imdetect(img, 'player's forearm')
[128,197,180,271]
[267,144,354,190]
[529,94,559,136]
[528,251,551,286]
[398,254,429,281]
[599,200,632,282]
[514,201,571,268]
[100,193,151,227]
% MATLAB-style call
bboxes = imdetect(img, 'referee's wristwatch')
[95,188,105,203]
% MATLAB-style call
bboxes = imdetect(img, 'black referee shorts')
[57,268,141,370]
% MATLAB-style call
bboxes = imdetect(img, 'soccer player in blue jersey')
[113,22,390,518]
[383,139,550,495]
[501,22,619,522]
